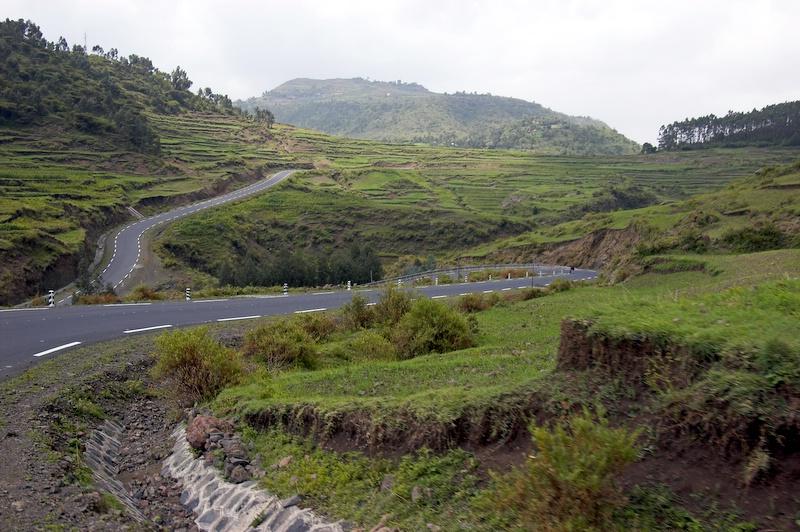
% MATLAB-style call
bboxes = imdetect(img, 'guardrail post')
[185,287,191,302]
[47,289,55,307]
[283,283,288,296]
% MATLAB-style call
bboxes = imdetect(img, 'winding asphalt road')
[98,169,296,291]
[0,269,597,380]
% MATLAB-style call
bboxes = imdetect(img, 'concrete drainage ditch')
[86,419,344,531]
[164,425,344,531]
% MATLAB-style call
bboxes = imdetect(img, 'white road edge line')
[33,341,82,358]
[123,324,173,334]
[312,291,334,295]
[0,307,49,313]
[217,315,261,322]
[103,303,152,307]
[294,308,327,314]
[192,299,230,303]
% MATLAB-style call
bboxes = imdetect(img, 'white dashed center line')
[294,308,327,314]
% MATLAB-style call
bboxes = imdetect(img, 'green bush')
[153,327,243,404]
[293,312,338,341]
[340,294,376,330]
[456,292,500,313]
[391,298,475,359]
[345,330,397,361]
[547,277,573,293]
[490,408,640,531]
[243,321,318,371]
[720,224,785,252]
[374,285,412,325]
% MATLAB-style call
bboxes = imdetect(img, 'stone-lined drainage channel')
[86,420,344,531]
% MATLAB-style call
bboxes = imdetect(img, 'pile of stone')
[185,414,265,484]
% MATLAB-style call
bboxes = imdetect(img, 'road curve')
[0,269,597,380]
[98,170,296,291]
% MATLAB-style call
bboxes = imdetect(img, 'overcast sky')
[6,0,799,143]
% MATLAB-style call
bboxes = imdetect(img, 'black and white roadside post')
[464,274,468,283]
[434,276,438,286]
[185,287,191,302]
[507,273,511,280]
[283,283,288,296]
[397,279,402,288]
[47,290,55,307]
[347,280,352,291]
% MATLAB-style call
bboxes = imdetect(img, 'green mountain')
[236,77,640,155]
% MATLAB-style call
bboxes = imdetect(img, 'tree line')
[216,244,383,287]
[0,19,277,152]
[657,101,800,150]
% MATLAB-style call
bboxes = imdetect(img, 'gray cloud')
[6,0,799,143]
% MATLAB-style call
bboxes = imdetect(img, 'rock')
[427,524,441,531]
[229,465,251,484]
[411,485,423,503]
[380,474,394,492]
[278,455,293,468]
[281,494,302,508]
[11,500,24,512]
[86,491,103,512]
[185,415,233,450]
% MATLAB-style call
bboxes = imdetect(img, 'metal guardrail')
[363,263,574,287]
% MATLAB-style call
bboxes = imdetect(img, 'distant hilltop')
[237,77,640,155]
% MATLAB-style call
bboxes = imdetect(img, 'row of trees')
[657,101,800,150]
[216,244,383,287]
[0,18,256,153]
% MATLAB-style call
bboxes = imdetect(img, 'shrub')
[547,278,572,293]
[490,408,640,530]
[153,327,243,404]
[340,294,376,330]
[374,285,412,325]
[243,320,317,371]
[345,330,397,361]
[456,292,499,313]
[293,312,338,341]
[128,284,165,301]
[392,298,475,359]
[720,224,785,252]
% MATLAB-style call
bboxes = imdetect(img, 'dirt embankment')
[556,318,800,530]
[486,226,643,272]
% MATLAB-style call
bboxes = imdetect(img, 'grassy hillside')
[469,159,800,277]
[188,248,800,530]
[155,144,800,288]
[237,77,641,155]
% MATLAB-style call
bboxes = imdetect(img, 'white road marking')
[483,290,494,293]
[192,299,230,303]
[32,341,82,358]
[366,302,376,306]
[123,324,172,334]
[217,315,261,322]
[312,291,334,295]
[459,293,470,296]
[502,288,512,291]
[0,307,49,313]
[431,295,447,299]
[518,286,527,289]
[294,308,327,314]
[103,303,152,307]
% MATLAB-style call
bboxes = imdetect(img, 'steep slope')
[237,77,640,155]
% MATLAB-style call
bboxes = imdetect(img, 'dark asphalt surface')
[99,170,295,291]
[0,269,596,380]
